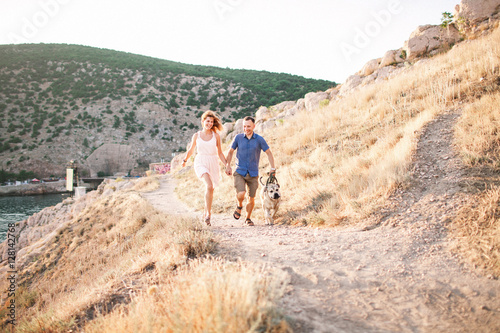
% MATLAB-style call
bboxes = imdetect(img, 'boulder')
[296,98,306,111]
[233,118,244,135]
[225,118,244,142]
[403,24,462,60]
[86,144,135,177]
[304,91,329,112]
[255,106,271,124]
[375,65,403,83]
[360,58,381,76]
[284,106,299,118]
[271,100,296,114]
[362,72,377,86]
[454,0,500,23]
[326,87,340,100]
[219,122,233,140]
[339,75,363,95]
[224,122,234,133]
[379,49,404,68]
[256,120,276,133]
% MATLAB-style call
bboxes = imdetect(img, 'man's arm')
[265,149,276,175]
[225,148,234,175]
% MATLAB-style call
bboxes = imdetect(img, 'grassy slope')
[0,177,290,332]
[177,27,500,273]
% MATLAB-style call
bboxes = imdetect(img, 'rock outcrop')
[455,0,500,23]
[453,0,500,38]
[403,24,462,60]
[304,92,329,112]
[379,49,404,68]
[336,0,499,96]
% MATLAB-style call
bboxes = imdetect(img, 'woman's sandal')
[204,216,211,226]
[245,218,254,226]
[233,206,243,220]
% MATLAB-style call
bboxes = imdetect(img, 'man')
[226,116,276,226]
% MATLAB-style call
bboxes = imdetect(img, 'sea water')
[0,193,69,241]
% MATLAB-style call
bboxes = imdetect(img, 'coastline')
[0,180,69,197]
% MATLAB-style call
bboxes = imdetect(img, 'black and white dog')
[259,177,281,225]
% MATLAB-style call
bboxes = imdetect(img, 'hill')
[0,44,335,178]
[1,1,500,331]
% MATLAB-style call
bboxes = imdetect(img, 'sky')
[0,0,459,83]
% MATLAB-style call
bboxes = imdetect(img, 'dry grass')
[455,90,500,169]
[3,179,290,332]
[175,27,500,227]
[84,259,291,333]
[132,174,161,192]
[450,186,500,277]
[450,41,500,277]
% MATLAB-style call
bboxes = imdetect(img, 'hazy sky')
[0,0,459,83]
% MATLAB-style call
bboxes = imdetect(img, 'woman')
[181,110,227,226]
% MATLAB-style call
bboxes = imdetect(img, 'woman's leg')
[201,173,214,219]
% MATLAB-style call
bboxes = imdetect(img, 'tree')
[441,12,453,28]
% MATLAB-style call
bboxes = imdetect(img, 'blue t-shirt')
[231,133,269,177]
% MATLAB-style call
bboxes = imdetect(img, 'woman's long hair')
[201,110,223,133]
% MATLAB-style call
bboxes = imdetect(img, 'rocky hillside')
[0,44,335,178]
[211,0,500,145]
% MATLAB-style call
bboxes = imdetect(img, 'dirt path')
[143,109,500,332]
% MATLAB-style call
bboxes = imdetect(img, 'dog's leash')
[259,172,279,187]
[265,171,278,187]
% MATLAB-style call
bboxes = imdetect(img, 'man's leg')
[245,196,255,221]
[233,173,246,219]
[244,176,259,225]
[236,191,245,216]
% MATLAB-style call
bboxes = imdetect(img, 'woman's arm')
[215,133,227,166]
[182,133,198,167]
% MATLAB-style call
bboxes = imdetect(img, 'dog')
[260,177,281,225]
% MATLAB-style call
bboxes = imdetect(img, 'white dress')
[194,132,220,188]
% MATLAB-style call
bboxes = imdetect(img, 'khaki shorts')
[234,173,259,198]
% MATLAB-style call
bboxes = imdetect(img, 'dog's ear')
[277,184,280,188]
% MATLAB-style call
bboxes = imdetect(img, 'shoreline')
[0,181,70,197]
